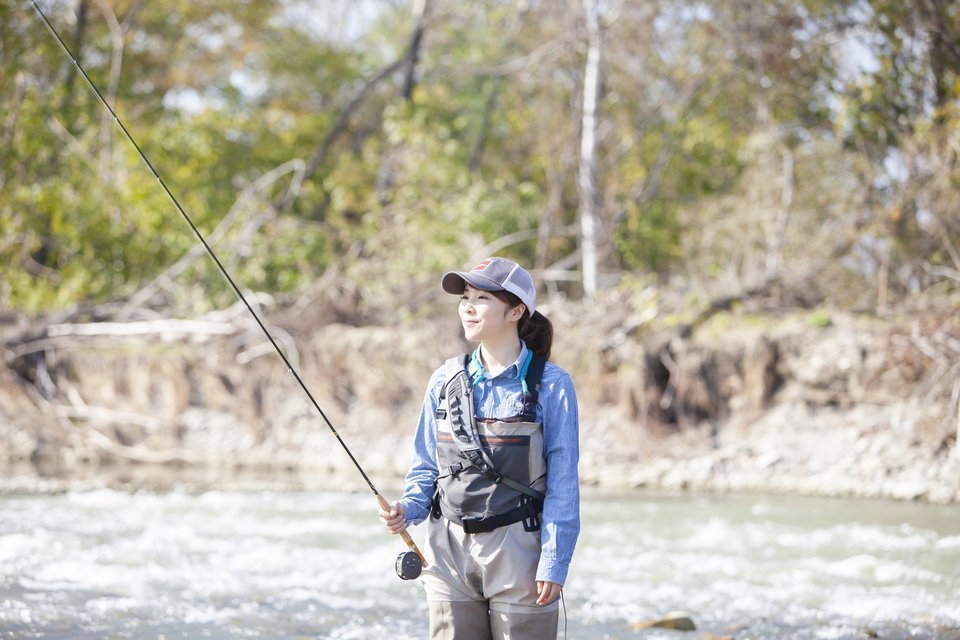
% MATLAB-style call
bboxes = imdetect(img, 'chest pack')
[432,351,548,534]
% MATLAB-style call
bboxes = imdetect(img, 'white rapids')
[1,490,958,639]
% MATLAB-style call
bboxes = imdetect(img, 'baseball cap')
[441,257,536,315]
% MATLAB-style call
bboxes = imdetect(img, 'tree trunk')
[61,0,89,135]
[401,0,432,101]
[375,0,433,206]
[535,161,565,275]
[578,0,601,297]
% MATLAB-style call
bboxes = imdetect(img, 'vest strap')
[437,351,546,422]
[442,354,546,503]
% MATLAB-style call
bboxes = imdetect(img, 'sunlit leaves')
[3,0,957,314]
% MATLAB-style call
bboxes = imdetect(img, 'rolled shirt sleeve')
[536,366,581,585]
[399,367,444,526]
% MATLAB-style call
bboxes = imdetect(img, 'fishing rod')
[31,0,426,580]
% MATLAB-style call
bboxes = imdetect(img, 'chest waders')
[431,353,548,534]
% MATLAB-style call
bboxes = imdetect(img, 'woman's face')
[458,284,523,343]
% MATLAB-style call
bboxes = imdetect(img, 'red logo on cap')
[471,259,492,272]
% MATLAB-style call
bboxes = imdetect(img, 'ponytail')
[490,290,554,360]
[519,310,553,360]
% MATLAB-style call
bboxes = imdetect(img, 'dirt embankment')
[1,296,958,502]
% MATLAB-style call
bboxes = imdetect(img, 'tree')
[578,0,601,297]
[4,0,957,319]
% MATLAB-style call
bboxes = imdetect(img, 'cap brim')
[441,271,503,295]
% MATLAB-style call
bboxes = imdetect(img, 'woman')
[380,257,580,639]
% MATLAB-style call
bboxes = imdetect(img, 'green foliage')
[807,310,833,329]
[2,0,956,316]
[615,201,682,271]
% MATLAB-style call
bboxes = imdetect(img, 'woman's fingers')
[378,500,405,534]
[535,580,561,606]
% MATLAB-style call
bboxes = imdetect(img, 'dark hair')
[490,290,553,360]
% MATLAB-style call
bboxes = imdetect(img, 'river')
[0,489,958,639]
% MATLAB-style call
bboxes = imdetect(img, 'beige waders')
[422,517,559,639]
[423,414,557,640]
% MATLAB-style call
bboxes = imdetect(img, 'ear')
[511,304,526,321]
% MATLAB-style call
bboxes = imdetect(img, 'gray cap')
[441,257,536,315]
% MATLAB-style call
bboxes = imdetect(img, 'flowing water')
[0,489,958,639]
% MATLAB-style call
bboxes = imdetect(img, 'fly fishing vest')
[432,352,548,534]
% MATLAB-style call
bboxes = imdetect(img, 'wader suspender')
[439,352,547,503]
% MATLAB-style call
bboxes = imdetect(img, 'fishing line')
[31,0,426,578]
[560,589,567,640]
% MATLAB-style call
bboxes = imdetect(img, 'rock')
[632,611,697,631]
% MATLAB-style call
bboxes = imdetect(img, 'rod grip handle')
[377,494,428,567]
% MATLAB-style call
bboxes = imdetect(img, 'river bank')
[2,293,958,502]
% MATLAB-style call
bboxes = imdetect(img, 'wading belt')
[459,495,543,534]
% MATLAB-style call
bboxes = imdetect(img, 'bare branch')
[93,0,124,174]
[117,159,305,318]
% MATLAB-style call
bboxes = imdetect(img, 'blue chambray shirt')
[400,340,581,586]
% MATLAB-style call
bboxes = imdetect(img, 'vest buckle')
[520,495,542,532]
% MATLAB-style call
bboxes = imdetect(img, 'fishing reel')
[396,551,423,580]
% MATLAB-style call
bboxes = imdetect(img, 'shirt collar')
[469,340,530,385]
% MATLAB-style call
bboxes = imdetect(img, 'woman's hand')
[536,580,562,606]
[378,500,406,534]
